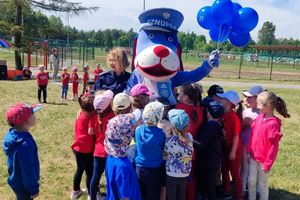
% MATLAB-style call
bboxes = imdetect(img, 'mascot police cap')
[139,8,184,32]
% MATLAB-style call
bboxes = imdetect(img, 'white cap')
[112,93,131,111]
[217,90,240,106]
[242,86,264,97]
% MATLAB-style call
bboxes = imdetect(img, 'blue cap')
[207,101,224,119]
[168,109,190,131]
[139,8,184,32]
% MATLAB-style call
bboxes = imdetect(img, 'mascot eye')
[168,37,173,42]
[149,34,154,39]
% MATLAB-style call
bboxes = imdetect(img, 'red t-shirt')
[71,111,95,153]
[36,72,48,86]
[91,110,115,157]
[93,68,103,81]
[71,72,79,84]
[61,72,70,86]
[223,110,241,148]
[83,72,89,84]
[247,114,282,171]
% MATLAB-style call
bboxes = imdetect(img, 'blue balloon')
[233,2,242,12]
[197,6,217,30]
[229,31,250,47]
[209,25,231,43]
[211,0,234,24]
[232,7,259,32]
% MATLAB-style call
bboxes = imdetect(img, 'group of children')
[2,80,290,200]
[35,63,103,103]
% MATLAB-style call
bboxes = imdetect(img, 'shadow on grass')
[269,188,300,200]
[45,101,68,106]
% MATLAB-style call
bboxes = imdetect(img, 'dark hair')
[78,95,95,112]
[131,94,150,109]
[236,102,244,121]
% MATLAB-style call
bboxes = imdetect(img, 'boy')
[36,65,48,103]
[61,66,70,102]
[2,102,42,200]
[105,93,141,200]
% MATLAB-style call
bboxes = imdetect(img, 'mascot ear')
[131,34,139,72]
[177,43,184,71]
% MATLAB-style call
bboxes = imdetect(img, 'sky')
[50,0,300,41]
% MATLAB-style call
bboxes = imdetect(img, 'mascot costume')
[126,8,220,104]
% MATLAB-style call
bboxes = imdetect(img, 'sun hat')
[93,90,114,112]
[207,84,224,96]
[167,109,190,131]
[72,66,78,71]
[112,93,131,111]
[207,101,224,119]
[6,102,42,126]
[217,90,240,106]
[242,86,264,97]
[130,83,152,97]
[142,102,164,125]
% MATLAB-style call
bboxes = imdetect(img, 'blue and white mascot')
[126,8,220,104]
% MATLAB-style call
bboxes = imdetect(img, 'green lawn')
[0,79,299,199]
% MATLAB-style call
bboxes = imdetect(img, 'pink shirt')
[247,114,282,171]
[72,111,95,153]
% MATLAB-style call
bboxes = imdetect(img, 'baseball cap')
[94,90,114,112]
[6,102,42,126]
[207,101,224,119]
[112,93,131,111]
[167,109,190,131]
[242,86,264,97]
[142,102,164,125]
[217,90,240,106]
[130,83,152,97]
[207,84,224,96]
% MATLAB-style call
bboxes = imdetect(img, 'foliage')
[258,21,277,45]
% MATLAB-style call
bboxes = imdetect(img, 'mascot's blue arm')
[125,70,140,93]
[171,60,212,88]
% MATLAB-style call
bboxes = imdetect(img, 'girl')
[90,90,115,200]
[164,109,193,200]
[71,66,79,100]
[71,95,95,199]
[82,64,90,94]
[217,90,243,200]
[93,63,103,82]
[61,66,70,102]
[36,65,48,103]
[247,91,290,200]
[175,83,204,200]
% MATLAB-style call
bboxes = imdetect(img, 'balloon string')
[217,24,223,50]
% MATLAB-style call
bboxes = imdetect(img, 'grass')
[0,79,299,199]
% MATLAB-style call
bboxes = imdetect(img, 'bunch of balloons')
[197,0,259,47]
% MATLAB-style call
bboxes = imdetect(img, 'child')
[90,90,115,200]
[22,66,32,80]
[104,93,141,200]
[202,84,224,107]
[71,66,79,101]
[164,109,193,200]
[93,63,103,82]
[217,90,243,200]
[195,101,224,200]
[84,80,95,96]
[3,102,42,199]
[240,86,264,196]
[175,83,204,200]
[247,91,290,200]
[135,102,166,200]
[61,66,70,102]
[83,64,90,94]
[71,95,95,199]
[36,65,48,103]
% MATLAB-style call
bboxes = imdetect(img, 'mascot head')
[133,8,184,82]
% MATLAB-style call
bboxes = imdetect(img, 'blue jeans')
[90,157,107,200]
[62,85,68,99]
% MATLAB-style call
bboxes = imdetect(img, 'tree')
[0,0,98,70]
[257,21,276,45]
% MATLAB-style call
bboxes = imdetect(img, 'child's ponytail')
[275,96,290,118]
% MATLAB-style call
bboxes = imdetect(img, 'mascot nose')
[153,46,170,58]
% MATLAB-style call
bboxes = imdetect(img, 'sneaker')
[70,189,86,200]
[43,100,47,103]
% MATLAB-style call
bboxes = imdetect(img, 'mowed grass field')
[0,78,299,200]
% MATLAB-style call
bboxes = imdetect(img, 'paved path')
[200,81,300,89]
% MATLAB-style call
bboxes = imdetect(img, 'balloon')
[232,7,259,32]
[229,31,250,47]
[233,2,242,12]
[209,25,231,43]
[197,6,217,30]
[211,0,234,24]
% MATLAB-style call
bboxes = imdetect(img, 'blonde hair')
[172,127,189,144]
[107,47,130,69]
[257,91,290,118]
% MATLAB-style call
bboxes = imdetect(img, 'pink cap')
[130,83,152,97]
[93,90,114,112]
[6,102,42,126]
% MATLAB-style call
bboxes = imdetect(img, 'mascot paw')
[208,50,221,68]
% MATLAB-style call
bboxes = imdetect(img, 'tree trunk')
[14,4,23,70]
